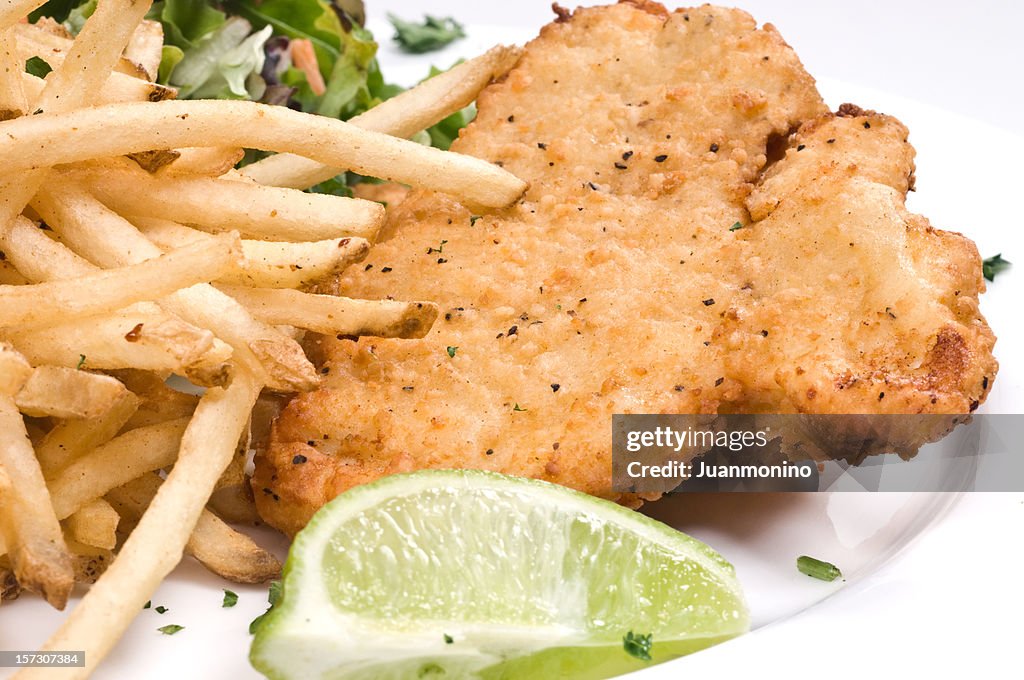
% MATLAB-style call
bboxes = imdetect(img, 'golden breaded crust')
[254,2,995,536]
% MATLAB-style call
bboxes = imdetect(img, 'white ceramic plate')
[4,7,1022,680]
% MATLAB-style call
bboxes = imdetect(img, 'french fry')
[207,415,258,524]
[122,19,164,81]
[20,70,176,104]
[109,370,199,431]
[41,418,189,526]
[0,259,28,285]
[125,149,181,173]
[108,474,281,584]
[13,21,149,78]
[0,232,242,329]
[0,0,156,272]
[161,147,244,177]
[0,348,73,608]
[32,182,319,392]
[0,217,234,387]
[69,163,385,242]
[36,389,139,479]
[242,45,523,189]
[0,27,28,119]
[0,558,19,602]
[136,217,371,289]
[65,536,113,585]
[14,366,129,420]
[0,99,528,208]
[33,0,155,115]
[33,369,261,678]
[0,216,97,282]
[4,309,233,386]
[64,499,119,551]
[220,286,439,339]
[0,1,49,31]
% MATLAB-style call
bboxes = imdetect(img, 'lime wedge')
[250,470,748,679]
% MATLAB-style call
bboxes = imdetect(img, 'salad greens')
[29,0,474,196]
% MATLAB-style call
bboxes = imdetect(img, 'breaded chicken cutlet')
[254,1,997,535]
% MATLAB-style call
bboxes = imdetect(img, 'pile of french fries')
[0,1,524,676]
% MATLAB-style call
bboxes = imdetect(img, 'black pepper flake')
[0,250,5,260]
[402,386,414,391]
[537,142,547,150]
[702,298,715,306]
[797,144,806,151]
[982,376,989,390]
[714,377,724,387]
[827,138,836,144]
[863,121,871,129]
[587,181,599,191]
[437,258,447,264]
[320,366,330,375]
[272,494,280,502]
[292,455,307,465]
[306,440,316,447]
[485,449,494,456]
[262,487,272,495]
[622,150,634,161]
[381,266,393,273]
[674,385,685,391]
[709,143,719,153]
[364,264,373,271]
[551,383,560,392]
[761,329,769,337]
[969,400,980,412]
[878,391,885,401]
[886,307,896,319]
[654,154,668,163]
[549,162,555,166]
[578,298,587,304]
[507,115,515,122]
[507,325,518,336]
[614,162,627,170]
[495,332,504,339]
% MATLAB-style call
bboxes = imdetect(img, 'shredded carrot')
[290,39,326,96]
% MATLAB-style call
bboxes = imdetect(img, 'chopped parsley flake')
[388,14,466,54]
[446,346,458,358]
[157,624,184,636]
[223,590,238,608]
[427,239,448,255]
[729,221,743,231]
[623,631,653,661]
[797,555,842,581]
[155,606,168,614]
[513,403,527,412]
[470,215,482,226]
[443,633,454,644]
[76,354,87,369]
[982,253,1011,282]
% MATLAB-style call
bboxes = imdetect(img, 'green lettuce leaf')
[153,0,227,49]
[157,45,185,85]
[171,17,271,99]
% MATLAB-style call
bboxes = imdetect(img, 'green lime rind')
[250,469,749,679]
